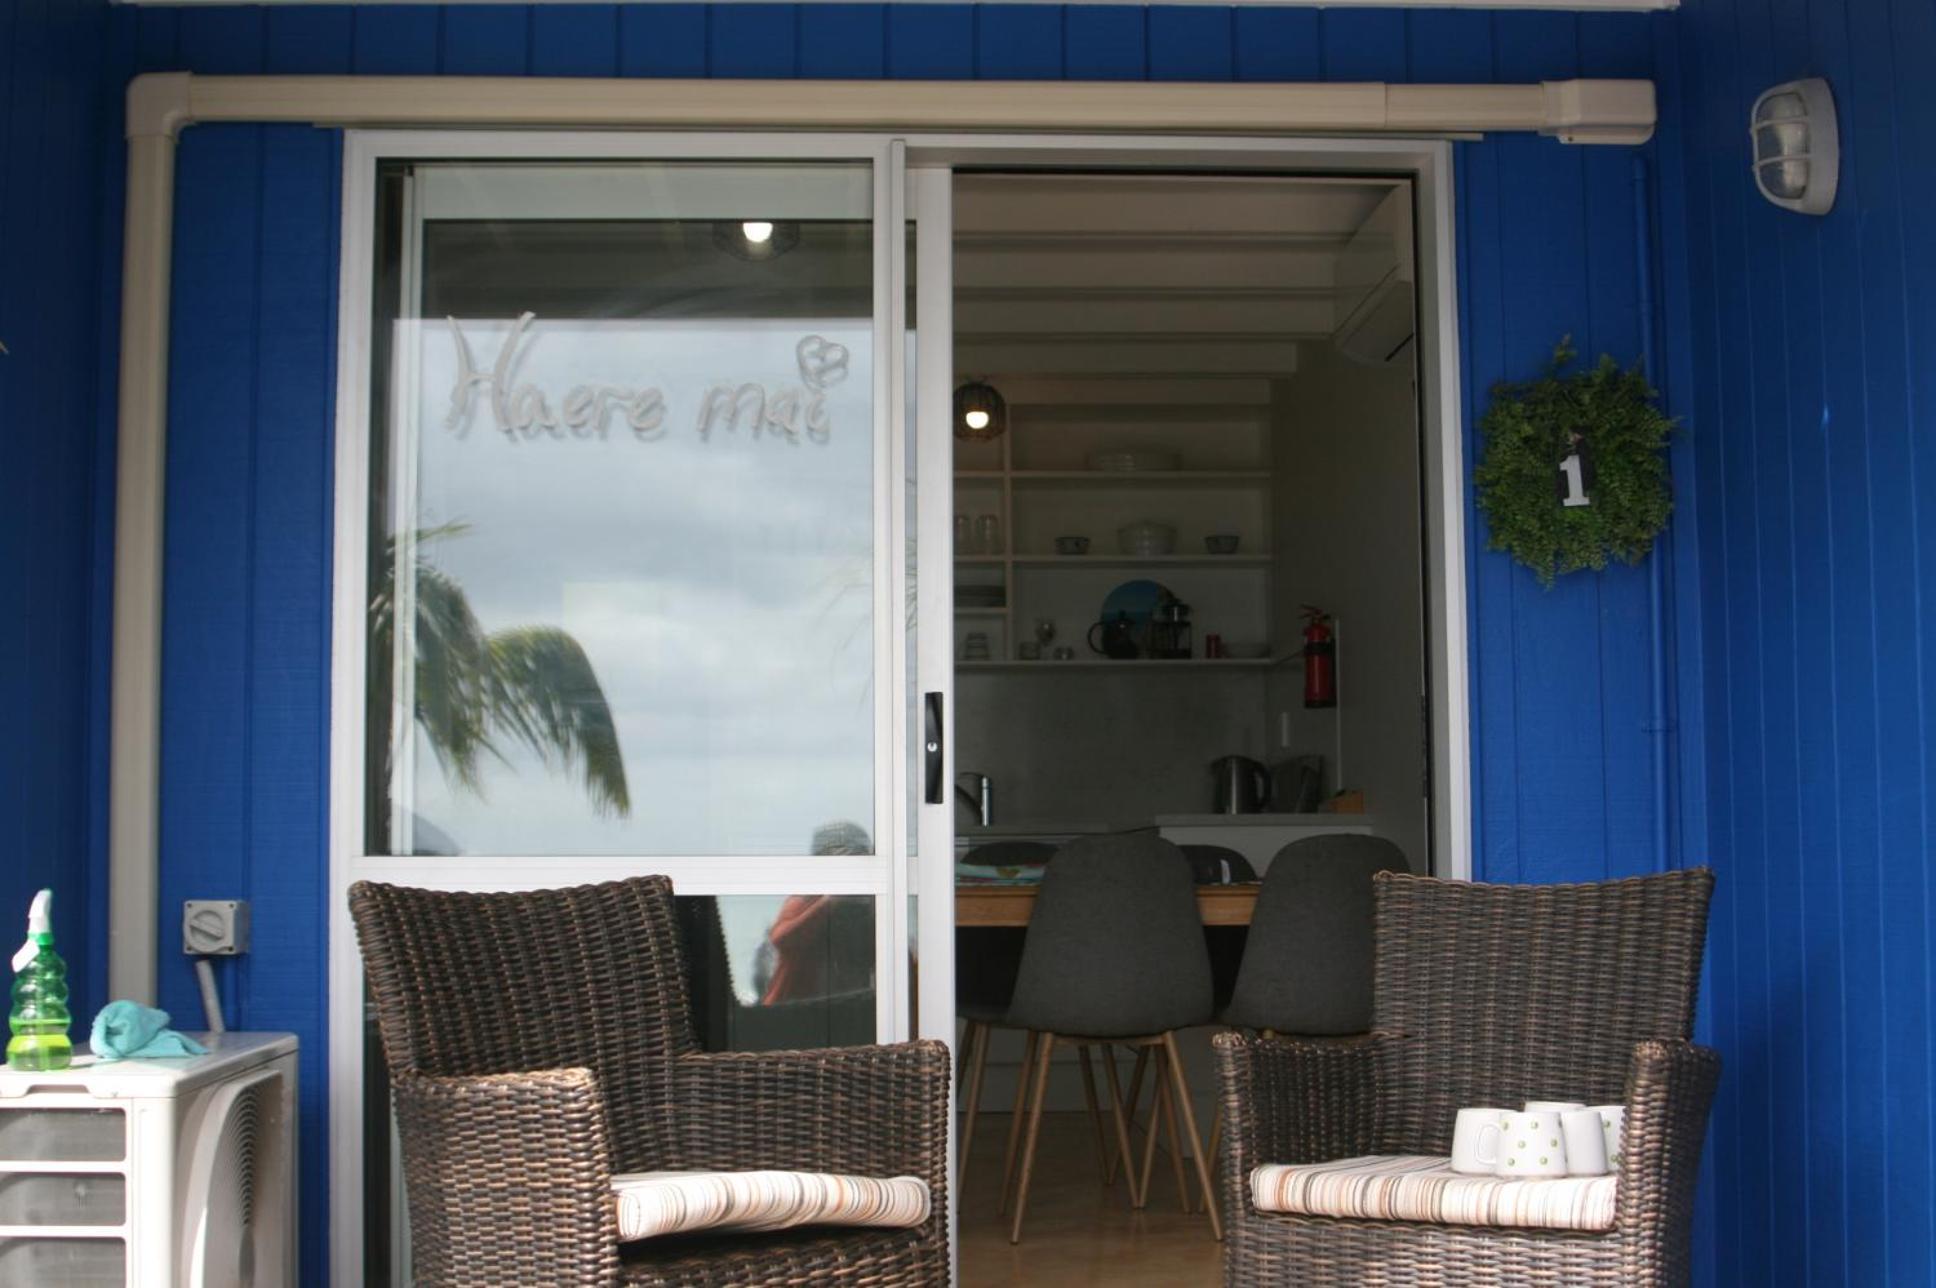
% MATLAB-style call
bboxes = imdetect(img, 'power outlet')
[183,900,251,956]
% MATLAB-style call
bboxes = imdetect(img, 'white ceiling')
[953,172,1404,379]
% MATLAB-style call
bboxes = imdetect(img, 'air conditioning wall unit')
[0,1032,297,1288]
[1332,186,1417,367]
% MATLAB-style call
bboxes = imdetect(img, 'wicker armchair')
[1215,868,1718,1287]
[349,877,950,1287]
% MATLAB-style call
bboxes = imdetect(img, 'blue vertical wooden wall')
[0,0,110,1019]
[99,5,1682,1281]
[1672,0,1936,1279]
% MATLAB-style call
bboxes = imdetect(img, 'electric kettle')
[1210,755,1272,814]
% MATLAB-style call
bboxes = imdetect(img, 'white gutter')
[107,70,1655,1001]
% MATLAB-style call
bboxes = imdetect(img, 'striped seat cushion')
[610,1170,931,1242]
[1250,1155,1618,1233]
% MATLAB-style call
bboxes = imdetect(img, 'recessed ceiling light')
[713,219,800,261]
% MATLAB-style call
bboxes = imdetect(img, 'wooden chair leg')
[1077,1042,1111,1185]
[1136,1048,1164,1211]
[1162,1030,1223,1241]
[1155,1047,1192,1212]
[958,1021,991,1194]
[1106,1044,1151,1187]
[1007,1031,1057,1244]
[1206,1099,1222,1166]
[1100,1043,1143,1208]
[999,1028,1039,1215]
[956,1021,974,1089]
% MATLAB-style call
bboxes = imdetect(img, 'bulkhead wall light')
[1751,78,1838,215]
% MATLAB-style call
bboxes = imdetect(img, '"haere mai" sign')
[442,312,852,446]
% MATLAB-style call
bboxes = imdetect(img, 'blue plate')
[1099,579,1172,631]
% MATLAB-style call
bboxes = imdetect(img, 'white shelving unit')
[953,380,1276,665]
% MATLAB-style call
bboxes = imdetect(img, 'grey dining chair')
[1180,842,1258,885]
[1224,833,1411,1035]
[1204,833,1410,1162]
[1001,832,1220,1243]
[954,840,1054,1196]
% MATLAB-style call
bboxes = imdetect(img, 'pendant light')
[954,379,1008,441]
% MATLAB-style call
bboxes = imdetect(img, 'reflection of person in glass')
[754,821,872,1004]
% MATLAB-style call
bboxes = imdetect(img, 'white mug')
[1450,1108,1510,1174]
[1523,1100,1586,1115]
[1592,1105,1626,1169]
[1560,1108,1609,1175]
[1496,1110,1569,1177]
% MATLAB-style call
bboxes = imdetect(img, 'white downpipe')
[107,75,189,1003]
[105,68,1652,1008]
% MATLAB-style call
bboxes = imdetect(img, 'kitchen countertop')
[957,821,1137,842]
[1154,813,1375,827]
[957,815,1372,845]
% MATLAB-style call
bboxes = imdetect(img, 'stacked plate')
[1117,520,1178,556]
[1089,447,1181,473]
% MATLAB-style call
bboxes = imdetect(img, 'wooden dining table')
[954,880,1260,928]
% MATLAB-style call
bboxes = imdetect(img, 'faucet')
[956,772,993,826]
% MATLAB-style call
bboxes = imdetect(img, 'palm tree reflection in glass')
[371,523,631,836]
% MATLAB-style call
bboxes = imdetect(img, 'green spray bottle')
[8,889,71,1071]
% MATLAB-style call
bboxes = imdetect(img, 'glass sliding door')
[331,134,936,1285]
[373,159,883,867]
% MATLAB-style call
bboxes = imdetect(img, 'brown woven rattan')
[350,877,950,1287]
[1215,867,1719,1287]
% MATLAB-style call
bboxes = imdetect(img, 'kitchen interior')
[950,172,1427,871]
[949,171,1430,1279]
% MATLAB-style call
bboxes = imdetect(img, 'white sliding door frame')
[897,131,1470,886]
[328,126,1468,1288]
[328,129,918,1286]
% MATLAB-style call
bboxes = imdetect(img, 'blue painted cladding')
[0,0,110,1023]
[1671,0,1936,1278]
[108,5,1683,1281]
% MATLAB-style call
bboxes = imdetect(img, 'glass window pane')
[676,895,876,1050]
[366,162,876,857]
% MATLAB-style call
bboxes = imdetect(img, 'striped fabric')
[1250,1155,1618,1233]
[610,1170,931,1242]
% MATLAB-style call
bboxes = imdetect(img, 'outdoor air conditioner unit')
[1332,186,1417,366]
[0,1032,297,1288]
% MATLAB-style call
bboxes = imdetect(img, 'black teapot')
[1087,612,1141,659]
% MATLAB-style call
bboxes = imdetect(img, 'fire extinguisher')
[1301,606,1337,709]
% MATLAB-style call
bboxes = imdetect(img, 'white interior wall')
[954,671,1271,825]
[1266,344,1429,870]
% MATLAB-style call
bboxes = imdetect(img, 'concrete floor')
[958,1112,1223,1286]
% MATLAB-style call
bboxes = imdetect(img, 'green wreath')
[1474,339,1674,587]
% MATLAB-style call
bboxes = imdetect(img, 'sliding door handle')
[924,692,945,804]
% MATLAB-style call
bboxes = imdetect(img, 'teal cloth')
[89,1001,208,1061]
